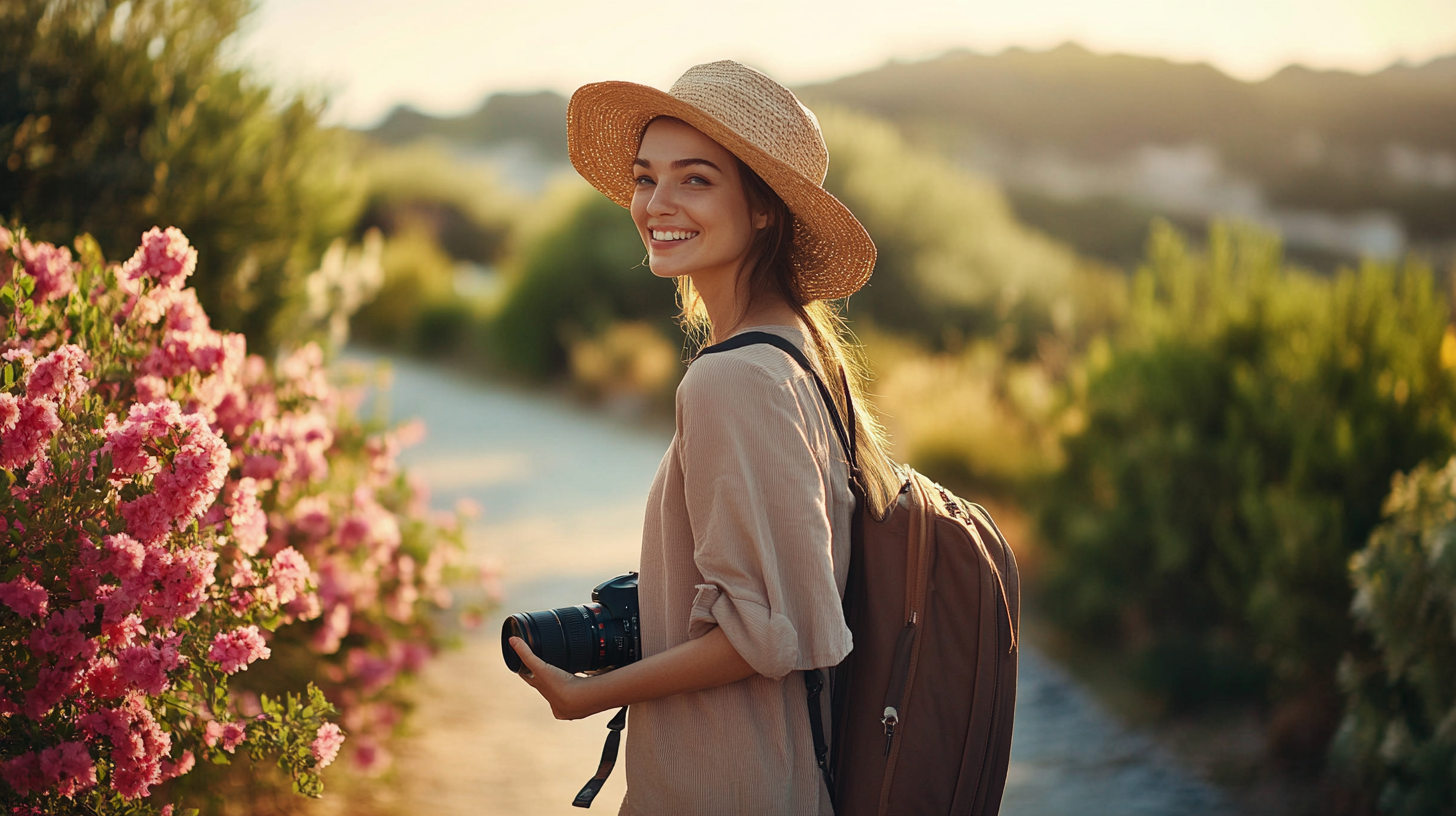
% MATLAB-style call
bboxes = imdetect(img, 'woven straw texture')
[567,60,876,302]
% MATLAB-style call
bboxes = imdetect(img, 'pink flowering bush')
[0,226,474,814]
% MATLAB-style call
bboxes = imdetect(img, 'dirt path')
[319,353,1232,816]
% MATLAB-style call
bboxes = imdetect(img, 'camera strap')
[572,705,628,808]
[805,669,835,806]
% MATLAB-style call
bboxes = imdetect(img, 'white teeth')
[652,230,697,241]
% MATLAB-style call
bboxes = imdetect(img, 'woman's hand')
[510,626,758,718]
[509,636,599,720]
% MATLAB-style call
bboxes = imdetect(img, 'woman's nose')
[646,183,676,216]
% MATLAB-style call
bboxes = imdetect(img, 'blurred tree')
[488,184,677,378]
[1036,221,1456,760]
[1338,457,1456,815]
[819,108,1082,356]
[0,0,363,351]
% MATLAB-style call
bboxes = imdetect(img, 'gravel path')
[323,352,1233,816]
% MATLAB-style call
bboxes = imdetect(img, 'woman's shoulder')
[680,327,809,404]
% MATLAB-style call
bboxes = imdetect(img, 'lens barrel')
[501,573,640,676]
[503,603,639,675]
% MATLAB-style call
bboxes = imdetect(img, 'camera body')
[501,572,641,675]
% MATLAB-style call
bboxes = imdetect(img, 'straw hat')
[567,60,876,301]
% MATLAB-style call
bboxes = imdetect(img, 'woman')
[508,60,899,816]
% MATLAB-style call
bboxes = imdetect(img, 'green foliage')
[0,0,364,351]
[1336,458,1456,815]
[354,142,517,265]
[1036,221,1456,717]
[819,108,1081,355]
[488,184,677,378]
[350,225,459,348]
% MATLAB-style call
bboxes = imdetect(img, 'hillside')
[358,44,1456,266]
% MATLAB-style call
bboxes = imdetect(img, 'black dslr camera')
[501,573,641,674]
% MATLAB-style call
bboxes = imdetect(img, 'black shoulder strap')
[696,331,860,475]
[698,331,852,806]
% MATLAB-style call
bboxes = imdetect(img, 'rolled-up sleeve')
[679,354,853,679]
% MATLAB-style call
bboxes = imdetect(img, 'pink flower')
[133,375,168,404]
[28,607,92,661]
[0,576,48,617]
[38,742,96,797]
[227,478,268,556]
[312,602,350,654]
[79,695,170,799]
[24,662,87,719]
[143,328,229,378]
[204,720,247,753]
[350,736,390,776]
[271,547,313,605]
[158,749,194,781]
[116,633,186,694]
[121,227,196,291]
[1,752,46,796]
[84,657,128,700]
[26,344,90,406]
[0,393,19,433]
[209,625,271,674]
[101,533,147,581]
[120,411,230,543]
[100,400,181,478]
[280,342,330,401]
[18,239,78,303]
[290,494,332,539]
[0,396,60,469]
[311,723,345,769]
[135,546,218,627]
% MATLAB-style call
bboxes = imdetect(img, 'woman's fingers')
[508,636,589,720]
[510,636,544,682]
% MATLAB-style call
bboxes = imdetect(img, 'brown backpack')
[701,332,1020,816]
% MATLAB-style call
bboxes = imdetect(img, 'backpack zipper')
[878,476,934,815]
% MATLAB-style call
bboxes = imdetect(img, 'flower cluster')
[0,226,475,814]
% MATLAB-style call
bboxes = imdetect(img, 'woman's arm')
[509,626,756,720]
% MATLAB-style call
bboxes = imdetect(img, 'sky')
[237,0,1456,128]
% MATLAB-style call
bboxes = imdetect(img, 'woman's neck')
[696,280,800,344]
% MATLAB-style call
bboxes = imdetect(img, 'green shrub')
[818,108,1083,355]
[1336,458,1456,815]
[1036,221,1456,723]
[351,226,458,347]
[488,184,677,378]
[1,0,363,351]
[415,299,478,359]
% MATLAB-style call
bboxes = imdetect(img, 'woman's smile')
[649,228,700,245]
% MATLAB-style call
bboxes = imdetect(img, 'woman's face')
[630,118,767,286]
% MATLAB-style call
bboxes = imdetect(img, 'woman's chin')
[647,263,687,280]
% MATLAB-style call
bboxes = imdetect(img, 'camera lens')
[501,573,640,676]
[502,605,600,674]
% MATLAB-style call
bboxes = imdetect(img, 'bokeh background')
[4,1,1456,814]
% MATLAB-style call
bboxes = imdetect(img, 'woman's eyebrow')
[632,157,722,171]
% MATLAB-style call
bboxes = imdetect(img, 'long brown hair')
[676,158,900,520]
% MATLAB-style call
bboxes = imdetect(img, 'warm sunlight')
[241,0,1456,126]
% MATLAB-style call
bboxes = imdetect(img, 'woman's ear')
[753,207,771,231]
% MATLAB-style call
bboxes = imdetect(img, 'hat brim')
[566,80,876,302]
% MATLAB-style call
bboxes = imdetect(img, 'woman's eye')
[685,175,709,186]
[634,175,655,186]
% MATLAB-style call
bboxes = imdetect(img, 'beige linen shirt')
[620,325,855,816]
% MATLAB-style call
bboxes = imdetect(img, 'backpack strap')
[697,330,858,808]
[696,331,860,476]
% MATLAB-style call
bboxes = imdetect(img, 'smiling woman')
[505,60,901,815]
